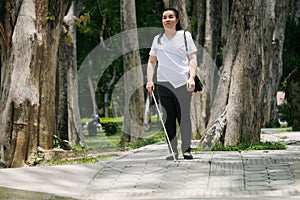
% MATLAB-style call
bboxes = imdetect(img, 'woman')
[146,8,197,160]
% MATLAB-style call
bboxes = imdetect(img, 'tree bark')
[104,68,116,117]
[287,0,300,131]
[193,0,205,46]
[221,0,230,46]
[120,0,144,145]
[287,67,300,131]
[263,0,291,127]
[201,0,290,149]
[57,0,85,147]
[168,0,191,31]
[0,0,68,167]
[204,0,221,62]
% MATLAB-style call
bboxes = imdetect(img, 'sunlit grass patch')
[211,141,286,152]
[40,153,119,166]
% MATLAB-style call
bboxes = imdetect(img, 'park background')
[0,0,299,168]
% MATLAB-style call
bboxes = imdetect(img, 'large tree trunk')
[57,0,85,147]
[190,0,206,139]
[120,0,144,145]
[196,0,221,138]
[261,1,291,127]
[200,0,290,149]
[0,0,68,167]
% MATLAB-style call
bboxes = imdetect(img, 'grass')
[123,132,166,149]
[280,136,288,140]
[48,117,291,165]
[84,134,121,151]
[210,141,286,152]
[39,122,165,166]
[275,126,293,133]
[40,153,119,166]
[83,120,166,152]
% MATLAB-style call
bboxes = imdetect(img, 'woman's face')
[162,10,178,31]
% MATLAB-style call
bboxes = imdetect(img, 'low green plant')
[53,135,72,150]
[211,141,286,151]
[103,122,119,136]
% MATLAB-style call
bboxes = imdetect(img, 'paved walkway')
[0,131,300,200]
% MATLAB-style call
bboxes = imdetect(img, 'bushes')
[101,117,123,136]
[103,122,118,136]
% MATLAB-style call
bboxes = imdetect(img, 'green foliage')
[97,117,122,136]
[53,135,72,150]
[77,0,164,118]
[136,0,164,28]
[73,13,91,27]
[77,0,121,66]
[46,12,55,22]
[211,141,286,151]
[103,122,118,136]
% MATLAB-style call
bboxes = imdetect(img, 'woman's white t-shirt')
[149,30,197,88]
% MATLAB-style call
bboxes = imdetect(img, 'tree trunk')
[221,0,230,46]
[287,67,300,131]
[260,1,291,128]
[286,0,300,131]
[87,73,98,116]
[204,0,221,62]
[57,0,85,147]
[104,68,116,117]
[168,0,191,31]
[200,0,290,149]
[193,0,205,46]
[120,0,144,145]
[0,0,68,167]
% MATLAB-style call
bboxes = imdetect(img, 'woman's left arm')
[188,53,197,79]
[187,53,197,91]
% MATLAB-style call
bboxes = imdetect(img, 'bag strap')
[184,30,188,53]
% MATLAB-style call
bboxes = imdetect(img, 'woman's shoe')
[166,153,178,160]
[183,152,193,160]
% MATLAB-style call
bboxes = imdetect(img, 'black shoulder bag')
[184,31,203,92]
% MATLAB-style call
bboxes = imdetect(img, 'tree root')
[199,107,227,150]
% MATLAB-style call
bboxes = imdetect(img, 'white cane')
[151,94,177,161]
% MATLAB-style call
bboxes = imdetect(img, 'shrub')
[103,122,118,136]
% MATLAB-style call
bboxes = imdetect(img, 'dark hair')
[158,8,183,44]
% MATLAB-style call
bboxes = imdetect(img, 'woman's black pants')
[157,82,192,154]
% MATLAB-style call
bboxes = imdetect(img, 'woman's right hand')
[146,82,155,94]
